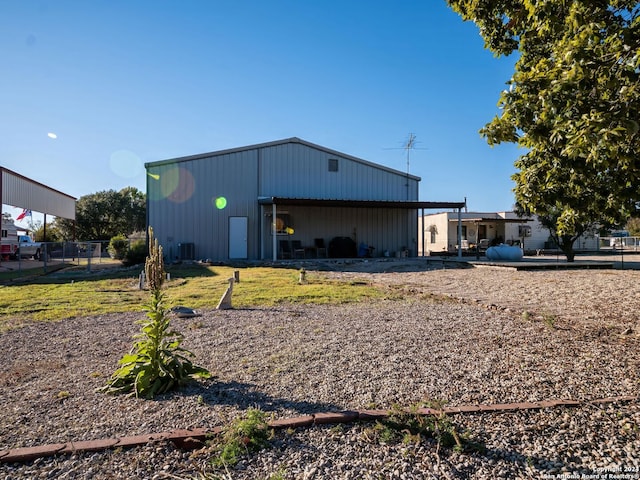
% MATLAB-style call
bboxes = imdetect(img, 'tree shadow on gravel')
[169,378,344,415]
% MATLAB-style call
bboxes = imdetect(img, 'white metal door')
[229,216,248,259]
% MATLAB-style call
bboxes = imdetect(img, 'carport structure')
[0,167,76,261]
[259,197,468,261]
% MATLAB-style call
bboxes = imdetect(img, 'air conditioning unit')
[178,242,195,260]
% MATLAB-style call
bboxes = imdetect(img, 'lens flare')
[161,167,195,203]
[110,149,143,179]
[147,166,195,202]
[215,197,227,209]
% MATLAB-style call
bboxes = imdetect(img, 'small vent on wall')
[328,158,339,172]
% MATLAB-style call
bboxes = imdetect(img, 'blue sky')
[1,1,521,225]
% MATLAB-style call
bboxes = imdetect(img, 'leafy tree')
[626,217,640,236]
[24,220,63,242]
[447,1,640,260]
[55,187,146,241]
[119,186,147,233]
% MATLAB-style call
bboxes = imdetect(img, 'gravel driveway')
[1,261,638,479]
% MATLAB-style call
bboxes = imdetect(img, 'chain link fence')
[0,240,113,273]
[599,236,640,251]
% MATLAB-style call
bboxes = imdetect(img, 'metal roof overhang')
[1,167,76,219]
[448,217,532,223]
[259,197,466,210]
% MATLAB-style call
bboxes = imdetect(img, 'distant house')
[145,137,464,262]
[419,211,599,255]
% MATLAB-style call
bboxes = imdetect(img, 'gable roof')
[145,137,421,181]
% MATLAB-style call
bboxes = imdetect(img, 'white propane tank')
[485,244,523,261]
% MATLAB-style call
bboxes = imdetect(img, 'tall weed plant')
[100,227,210,398]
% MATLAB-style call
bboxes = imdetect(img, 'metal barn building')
[145,138,464,262]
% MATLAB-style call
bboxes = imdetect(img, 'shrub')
[122,239,147,266]
[362,402,483,453]
[107,234,129,260]
[100,227,210,398]
[211,409,272,467]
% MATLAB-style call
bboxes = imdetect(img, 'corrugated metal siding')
[147,150,259,261]
[147,140,424,261]
[1,169,76,219]
[259,143,418,201]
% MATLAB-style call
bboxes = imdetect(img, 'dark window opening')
[328,158,338,172]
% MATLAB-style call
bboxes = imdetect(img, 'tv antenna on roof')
[384,133,427,199]
[385,133,427,175]
[403,133,417,177]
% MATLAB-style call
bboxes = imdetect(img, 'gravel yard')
[1,261,638,479]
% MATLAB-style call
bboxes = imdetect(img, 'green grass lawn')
[0,263,393,331]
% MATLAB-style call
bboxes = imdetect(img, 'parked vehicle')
[17,235,44,260]
[1,219,19,260]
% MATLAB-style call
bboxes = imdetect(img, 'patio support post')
[420,208,424,257]
[457,207,462,259]
[476,220,480,260]
[272,203,277,262]
[259,204,264,260]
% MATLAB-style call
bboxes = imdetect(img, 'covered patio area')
[258,197,466,261]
